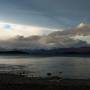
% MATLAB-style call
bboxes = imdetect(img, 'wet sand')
[0,73,90,90]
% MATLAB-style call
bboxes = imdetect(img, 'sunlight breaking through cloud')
[0,21,59,39]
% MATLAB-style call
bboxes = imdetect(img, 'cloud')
[0,22,89,50]
[0,34,88,50]
[0,0,90,29]
[50,23,90,36]
[0,22,59,40]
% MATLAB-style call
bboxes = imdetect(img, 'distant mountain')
[0,50,28,55]
[8,47,90,56]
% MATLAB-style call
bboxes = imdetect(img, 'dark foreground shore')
[0,73,90,90]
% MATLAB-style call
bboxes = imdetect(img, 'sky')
[0,0,90,38]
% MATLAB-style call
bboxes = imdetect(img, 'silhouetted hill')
[0,50,28,55]
[25,47,90,56]
[0,47,90,56]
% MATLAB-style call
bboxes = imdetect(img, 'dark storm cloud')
[0,0,90,28]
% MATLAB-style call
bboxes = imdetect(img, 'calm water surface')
[0,55,89,79]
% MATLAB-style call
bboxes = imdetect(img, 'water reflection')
[0,56,89,79]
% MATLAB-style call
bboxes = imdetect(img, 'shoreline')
[0,73,90,89]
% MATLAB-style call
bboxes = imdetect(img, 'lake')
[0,55,89,79]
